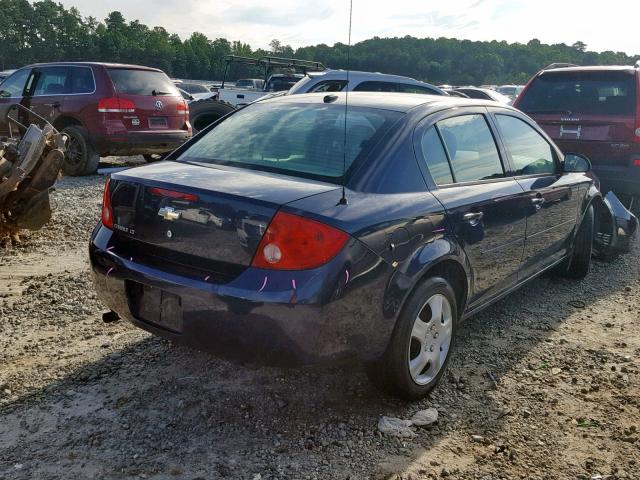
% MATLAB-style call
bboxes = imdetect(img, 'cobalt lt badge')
[155,100,164,111]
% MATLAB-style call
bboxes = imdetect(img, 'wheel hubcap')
[408,293,453,385]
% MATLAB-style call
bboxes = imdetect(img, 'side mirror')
[564,153,592,173]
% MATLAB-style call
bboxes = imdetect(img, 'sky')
[60,0,639,56]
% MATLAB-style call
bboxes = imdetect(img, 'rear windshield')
[178,102,402,182]
[108,68,179,96]
[518,71,637,116]
[180,83,209,94]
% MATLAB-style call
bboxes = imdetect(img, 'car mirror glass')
[564,153,591,173]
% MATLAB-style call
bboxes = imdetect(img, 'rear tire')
[61,125,99,176]
[561,205,594,279]
[189,99,235,133]
[366,277,458,401]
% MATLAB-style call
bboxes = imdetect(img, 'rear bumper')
[90,130,191,156]
[89,224,396,365]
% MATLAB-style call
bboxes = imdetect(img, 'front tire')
[562,205,594,279]
[61,125,100,176]
[367,277,458,400]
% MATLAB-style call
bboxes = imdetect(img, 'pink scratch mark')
[106,246,114,252]
[344,269,350,284]
[106,267,114,276]
[130,257,133,262]
[291,279,297,290]
[204,275,210,281]
[432,227,446,234]
[258,276,268,292]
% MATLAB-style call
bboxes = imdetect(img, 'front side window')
[420,126,453,185]
[309,80,348,93]
[69,67,95,94]
[496,115,556,176]
[33,67,69,96]
[437,114,504,183]
[179,102,402,182]
[0,69,30,98]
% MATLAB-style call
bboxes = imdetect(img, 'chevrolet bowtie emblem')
[158,206,181,221]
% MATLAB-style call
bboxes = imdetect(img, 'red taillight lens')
[633,159,640,167]
[252,212,349,270]
[101,178,114,229]
[98,97,135,113]
[177,99,189,114]
[149,187,199,202]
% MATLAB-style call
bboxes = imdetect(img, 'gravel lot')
[0,169,638,480]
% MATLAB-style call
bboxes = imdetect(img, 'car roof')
[540,65,638,75]
[20,62,163,72]
[307,69,437,86]
[257,91,514,113]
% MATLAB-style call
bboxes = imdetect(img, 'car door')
[414,109,529,308]
[491,111,581,277]
[0,67,32,134]
[23,65,70,124]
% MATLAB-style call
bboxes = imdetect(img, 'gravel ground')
[0,170,638,480]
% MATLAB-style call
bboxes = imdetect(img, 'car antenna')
[338,0,353,206]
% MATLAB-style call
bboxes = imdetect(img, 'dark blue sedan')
[90,92,606,399]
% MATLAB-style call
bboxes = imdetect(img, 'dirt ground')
[0,167,638,480]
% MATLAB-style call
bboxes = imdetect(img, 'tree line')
[0,0,637,85]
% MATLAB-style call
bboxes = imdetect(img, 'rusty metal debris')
[0,105,65,245]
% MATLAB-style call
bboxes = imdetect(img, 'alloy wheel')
[408,293,453,385]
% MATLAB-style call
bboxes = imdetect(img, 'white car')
[452,87,512,104]
[287,70,445,96]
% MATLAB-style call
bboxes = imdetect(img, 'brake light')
[98,97,135,113]
[177,99,189,114]
[252,212,349,270]
[633,159,640,167]
[149,187,199,202]
[101,178,114,229]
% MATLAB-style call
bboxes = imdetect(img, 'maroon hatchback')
[514,65,640,207]
[0,62,192,175]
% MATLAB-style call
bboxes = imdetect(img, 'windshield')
[518,71,637,116]
[179,102,402,182]
[108,68,179,96]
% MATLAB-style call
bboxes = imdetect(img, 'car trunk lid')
[108,162,339,276]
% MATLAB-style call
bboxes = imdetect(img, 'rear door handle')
[463,212,484,225]
[44,102,61,109]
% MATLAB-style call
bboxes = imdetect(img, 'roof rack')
[542,62,580,70]
[221,55,326,88]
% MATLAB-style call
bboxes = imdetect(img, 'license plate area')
[126,281,183,333]
[149,117,168,128]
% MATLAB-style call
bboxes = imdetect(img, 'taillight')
[149,187,198,202]
[177,99,189,114]
[252,212,349,270]
[633,159,640,167]
[98,97,135,113]
[101,178,114,229]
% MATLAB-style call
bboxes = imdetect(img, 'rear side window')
[69,67,95,94]
[353,81,396,92]
[180,103,402,182]
[395,83,441,95]
[437,114,504,183]
[0,69,30,98]
[34,66,69,96]
[496,115,556,175]
[309,80,347,93]
[518,71,637,116]
[420,127,453,185]
[108,69,179,96]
